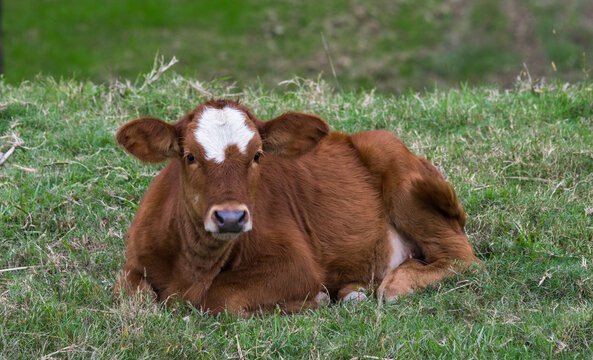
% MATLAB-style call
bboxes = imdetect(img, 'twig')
[538,268,557,286]
[43,160,91,172]
[21,137,47,150]
[440,280,472,295]
[186,79,213,97]
[110,194,138,209]
[41,344,79,360]
[0,265,47,274]
[408,145,437,150]
[235,333,245,360]
[0,133,24,166]
[0,147,17,165]
[321,32,341,92]
[506,176,553,183]
[12,164,37,172]
[551,180,565,196]
[522,62,533,86]
[138,55,179,92]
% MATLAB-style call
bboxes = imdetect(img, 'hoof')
[314,291,330,306]
[342,290,368,304]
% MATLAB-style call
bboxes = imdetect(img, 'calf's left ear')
[255,112,330,157]
[116,117,181,163]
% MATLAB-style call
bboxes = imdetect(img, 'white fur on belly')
[384,225,413,276]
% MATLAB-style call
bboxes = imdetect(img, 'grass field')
[5,0,593,92]
[1,71,592,358]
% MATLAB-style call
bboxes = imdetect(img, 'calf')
[114,99,476,314]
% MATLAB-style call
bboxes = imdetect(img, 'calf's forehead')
[191,106,258,163]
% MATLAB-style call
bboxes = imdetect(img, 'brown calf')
[114,99,476,314]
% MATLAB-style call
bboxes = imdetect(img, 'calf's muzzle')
[214,210,247,233]
[204,203,252,235]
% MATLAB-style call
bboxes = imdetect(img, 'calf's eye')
[253,152,262,163]
[187,153,196,163]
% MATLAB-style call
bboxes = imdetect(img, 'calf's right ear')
[116,117,181,163]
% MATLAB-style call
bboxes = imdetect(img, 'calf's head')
[116,99,329,240]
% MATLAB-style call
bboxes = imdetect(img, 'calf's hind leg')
[350,130,476,301]
[377,247,473,301]
[378,175,476,301]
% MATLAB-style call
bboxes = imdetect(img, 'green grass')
[4,0,593,92]
[1,72,592,358]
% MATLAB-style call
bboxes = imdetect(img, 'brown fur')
[114,99,477,314]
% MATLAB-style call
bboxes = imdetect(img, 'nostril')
[237,211,247,225]
[213,211,225,226]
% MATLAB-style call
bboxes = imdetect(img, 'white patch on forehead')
[193,106,255,163]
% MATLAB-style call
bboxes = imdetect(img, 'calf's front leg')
[202,255,323,315]
[114,264,157,300]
